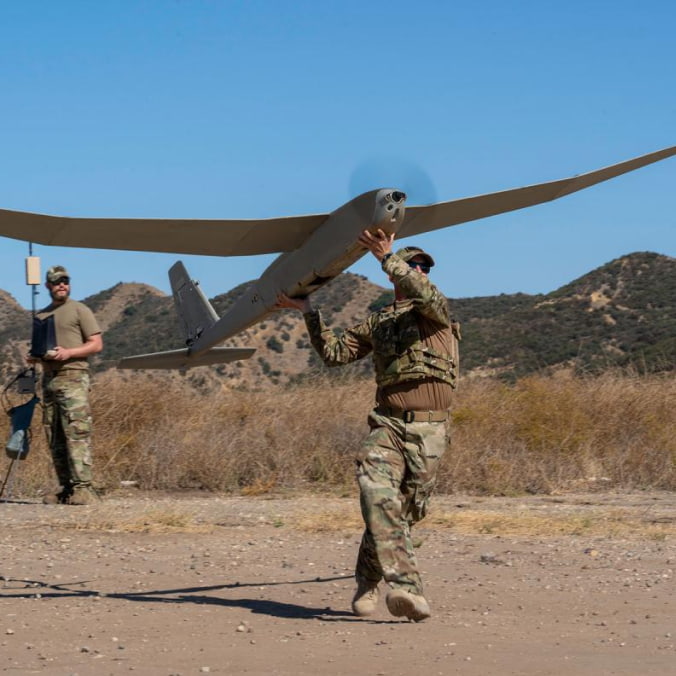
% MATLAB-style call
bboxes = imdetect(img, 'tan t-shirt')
[36,298,101,372]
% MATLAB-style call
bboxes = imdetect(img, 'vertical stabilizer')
[116,261,256,369]
[169,261,219,347]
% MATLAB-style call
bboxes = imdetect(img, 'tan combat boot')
[42,487,72,505]
[386,588,431,622]
[351,576,380,617]
[68,485,97,506]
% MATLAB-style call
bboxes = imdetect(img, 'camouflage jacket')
[304,253,460,389]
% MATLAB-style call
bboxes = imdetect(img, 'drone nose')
[391,191,406,203]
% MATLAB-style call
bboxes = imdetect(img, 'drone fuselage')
[187,188,406,355]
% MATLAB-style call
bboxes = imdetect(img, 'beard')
[49,288,70,303]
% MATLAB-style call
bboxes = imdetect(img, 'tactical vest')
[371,304,461,390]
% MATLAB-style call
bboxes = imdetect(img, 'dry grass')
[65,506,211,534]
[22,499,673,540]
[445,371,675,494]
[2,370,674,498]
[296,506,674,539]
[426,509,673,539]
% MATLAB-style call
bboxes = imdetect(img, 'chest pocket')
[371,308,460,388]
[371,309,420,364]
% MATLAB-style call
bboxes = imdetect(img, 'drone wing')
[1,146,674,254]
[0,209,327,256]
[398,145,676,238]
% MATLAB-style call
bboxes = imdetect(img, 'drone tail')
[116,261,255,370]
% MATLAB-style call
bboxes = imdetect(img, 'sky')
[0,0,674,310]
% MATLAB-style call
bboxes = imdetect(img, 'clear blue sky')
[1,0,674,310]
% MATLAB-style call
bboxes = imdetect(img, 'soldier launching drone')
[276,229,460,622]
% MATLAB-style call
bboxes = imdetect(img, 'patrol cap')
[395,246,435,268]
[46,265,70,283]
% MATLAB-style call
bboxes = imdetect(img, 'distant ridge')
[0,252,673,388]
[454,252,675,378]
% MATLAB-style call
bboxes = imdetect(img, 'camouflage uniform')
[42,370,94,487]
[304,250,459,596]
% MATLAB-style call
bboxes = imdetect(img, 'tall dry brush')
[1,371,673,497]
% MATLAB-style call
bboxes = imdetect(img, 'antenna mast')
[26,242,40,318]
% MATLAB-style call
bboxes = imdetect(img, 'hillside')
[454,251,676,379]
[0,252,673,388]
[0,289,30,376]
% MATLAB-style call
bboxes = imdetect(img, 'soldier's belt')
[375,407,449,423]
[43,368,89,380]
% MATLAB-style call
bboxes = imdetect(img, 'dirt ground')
[1,491,674,676]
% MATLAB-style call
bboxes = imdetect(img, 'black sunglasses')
[407,261,430,274]
[51,277,70,285]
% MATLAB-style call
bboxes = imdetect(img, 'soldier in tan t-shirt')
[276,230,460,623]
[29,265,103,505]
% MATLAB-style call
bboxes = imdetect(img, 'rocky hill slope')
[0,252,673,389]
[455,251,676,379]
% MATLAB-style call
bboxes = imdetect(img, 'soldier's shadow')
[183,593,355,620]
[0,575,392,622]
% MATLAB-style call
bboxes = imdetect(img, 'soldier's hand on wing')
[275,292,312,313]
[359,229,394,261]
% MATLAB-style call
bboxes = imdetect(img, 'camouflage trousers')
[355,408,449,595]
[42,370,94,488]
